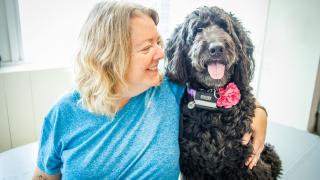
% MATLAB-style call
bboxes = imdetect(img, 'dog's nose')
[208,44,224,56]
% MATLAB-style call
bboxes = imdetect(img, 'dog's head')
[165,6,255,89]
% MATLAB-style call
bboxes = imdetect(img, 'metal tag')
[194,91,217,110]
[187,101,195,109]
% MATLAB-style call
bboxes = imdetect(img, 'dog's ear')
[227,13,255,89]
[165,22,191,85]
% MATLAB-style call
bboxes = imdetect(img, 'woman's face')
[125,14,164,94]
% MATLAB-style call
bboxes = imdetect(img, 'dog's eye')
[193,28,204,38]
[195,28,203,34]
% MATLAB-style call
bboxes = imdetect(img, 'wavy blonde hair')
[75,1,159,116]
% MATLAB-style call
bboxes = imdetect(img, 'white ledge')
[0,61,73,74]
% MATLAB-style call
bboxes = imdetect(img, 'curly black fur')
[165,6,282,180]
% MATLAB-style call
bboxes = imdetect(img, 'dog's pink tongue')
[207,63,225,79]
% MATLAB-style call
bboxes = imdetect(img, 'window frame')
[0,0,23,66]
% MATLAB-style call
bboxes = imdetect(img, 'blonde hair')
[75,0,159,116]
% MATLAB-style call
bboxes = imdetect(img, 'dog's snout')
[208,44,224,56]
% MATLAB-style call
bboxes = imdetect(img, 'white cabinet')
[0,68,73,152]
[3,72,35,148]
[0,75,11,152]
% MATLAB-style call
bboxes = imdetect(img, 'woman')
[33,1,267,179]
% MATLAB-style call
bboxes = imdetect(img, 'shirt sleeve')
[163,76,186,104]
[37,106,62,175]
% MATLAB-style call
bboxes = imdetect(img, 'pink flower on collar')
[216,82,241,108]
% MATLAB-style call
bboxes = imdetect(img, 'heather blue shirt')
[37,78,185,179]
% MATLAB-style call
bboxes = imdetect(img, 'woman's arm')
[32,166,61,180]
[241,102,268,169]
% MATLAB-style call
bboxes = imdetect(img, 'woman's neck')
[118,97,130,109]
[117,84,150,109]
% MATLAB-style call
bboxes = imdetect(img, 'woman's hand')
[241,103,268,169]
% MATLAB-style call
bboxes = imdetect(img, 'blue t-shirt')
[37,78,185,179]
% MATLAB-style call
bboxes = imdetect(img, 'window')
[16,0,167,65]
[1,0,268,81]
[0,0,23,65]
[18,0,102,65]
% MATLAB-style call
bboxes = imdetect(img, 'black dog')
[165,6,282,180]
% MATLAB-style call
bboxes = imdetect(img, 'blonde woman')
[33,1,267,179]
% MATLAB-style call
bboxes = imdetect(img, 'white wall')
[18,0,101,64]
[258,0,320,130]
[0,68,73,152]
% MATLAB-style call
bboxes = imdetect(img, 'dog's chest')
[180,90,254,139]
[179,90,255,171]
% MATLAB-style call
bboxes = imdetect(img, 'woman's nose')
[154,45,164,61]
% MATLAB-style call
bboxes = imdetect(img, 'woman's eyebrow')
[135,38,153,47]
[134,35,161,47]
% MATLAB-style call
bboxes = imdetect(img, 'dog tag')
[187,101,195,109]
[194,91,217,110]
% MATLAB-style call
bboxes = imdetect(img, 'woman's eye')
[141,46,152,52]
[157,39,163,47]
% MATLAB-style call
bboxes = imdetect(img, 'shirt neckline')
[111,90,147,120]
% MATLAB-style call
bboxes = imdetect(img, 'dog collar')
[187,82,241,110]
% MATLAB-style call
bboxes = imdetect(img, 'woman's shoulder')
[52,89,80,109]
[44,89,81,119]
[154,76,185,103]
[161,76,185,93]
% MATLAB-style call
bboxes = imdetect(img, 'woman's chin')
[152,73,163,86]
[146,70,162,86]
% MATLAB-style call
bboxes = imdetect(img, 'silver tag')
[194,99,216,109]
[194,91,217,110]
[187,101,195,109]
